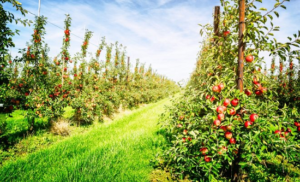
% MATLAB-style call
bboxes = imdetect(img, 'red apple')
[253,77,259,84]
[231,98,239,107]
[225,131,232,139]
[210,96,216,102]
[255,90,263,96]
[229,108,236,115]
[204,156,211,162]
[212,85,220,93]
[274,130,281,135]
[250,114,258,122]
[294,122,300,127]
[182,137,186,142]
[216,106,225,114]
[25,92,29,96]
[218,113,225,121]
[223,98,230,107]
[223,31,230,37]
[64,67,67,71]
[187,137,192,141]
[213,119,221,126]
[245,55,254,63]
[206,95,211,100]
[220,126,227,131]
[244,89,252,96]
[177,124,182,128]
[19,83,23,87]
[261,87,267,93]
[244,121,252,129]
[298,127,300,132]
[200,148,208,155]
[218,83,225,91]
[229,138,236,144]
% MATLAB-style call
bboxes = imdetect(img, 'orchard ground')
[0,95,182,181]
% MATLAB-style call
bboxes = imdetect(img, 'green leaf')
[280,5,286,9]
[259,7,267,11]
[274,11,279,18]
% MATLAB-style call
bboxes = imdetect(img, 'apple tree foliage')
[158,0,300,181]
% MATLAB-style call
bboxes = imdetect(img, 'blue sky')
[4,0,300,83]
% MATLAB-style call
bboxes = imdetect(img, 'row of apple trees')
[0,7,179,142]
[157,0,299,181]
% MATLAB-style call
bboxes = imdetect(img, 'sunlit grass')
[0,97,172,181]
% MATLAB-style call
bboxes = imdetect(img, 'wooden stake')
[214,6,220,40]
[237,0,246,92]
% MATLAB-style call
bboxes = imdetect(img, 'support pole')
[38,0,41,17]
[237,0,246,92]
[213,6,220,40]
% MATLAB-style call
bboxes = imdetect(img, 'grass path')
[0,98,172,182]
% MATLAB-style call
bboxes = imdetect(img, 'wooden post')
[237,0,246,92]
[214,6,220,39]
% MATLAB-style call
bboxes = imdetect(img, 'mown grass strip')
[0,97,172,182]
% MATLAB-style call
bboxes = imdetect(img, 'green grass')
[0,97,172,181]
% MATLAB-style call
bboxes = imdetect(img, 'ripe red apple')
[261,87,267,93]
[255,90,263,96]
[274,130,281,135]
[298,127,300,132]
[25,92,29,96]
[200,148,208,155]
[220,126,227,131]
[212,85,220,93]
[218,83,225,91]
[250,114,258,122]
[65,37,69,42]
[64,29,70,35]
[187,137,192,141]
[286,128,291,133]
[74,74,77,77]
[204,156,211,162]
[9,60,12,64]
[245,55,254,63]
[42,71,47,75]
[56,62,60,66]
[229,138,236,144]
[58,84,62,88]
[223,98,230,107]
[223,31,230,37]
[206,95,211,100]
[213,119,221,126]
[218,113,225,121]
[216,106,225,114]
[244,89,252,96]
[253,77,259,84]
[229,108,236,116]
[244,121,252,129]
[65,57,69,61]
[19,83,23,87]
[231,98,239,107]
[182,137,186,142]
[64,67,67,71]
[294,122,300,127]
[49,94,53,98]
[210,96,216,102]
[225,131,232,139]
